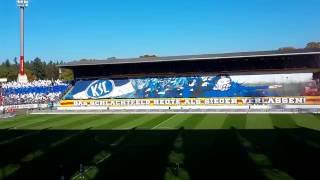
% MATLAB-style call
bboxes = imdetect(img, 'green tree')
[4,59,11,67]
[25,68,37,81]
[24,60,32,71]
[0,66,9,78]
[0,59,17,80]
[13,57,18,69]
[31,57,46,79]
[139,54,157,58]
[7,70,18,81]
[107,57,116,60]
[306,42,320,49]
[278,47,296,51]
[45,61,59,80]
[60,68,74,80]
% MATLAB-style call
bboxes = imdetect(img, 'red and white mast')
[17,0,28,82]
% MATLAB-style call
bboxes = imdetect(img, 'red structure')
[17,0,28,82]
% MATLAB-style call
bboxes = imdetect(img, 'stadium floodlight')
[17,0,28,82]
[17,0,28,7]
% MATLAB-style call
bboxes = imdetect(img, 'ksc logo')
[86,80,114,98]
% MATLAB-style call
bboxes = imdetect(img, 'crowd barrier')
[31,106,320,114]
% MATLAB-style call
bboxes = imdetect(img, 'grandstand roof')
[59,48,320,67]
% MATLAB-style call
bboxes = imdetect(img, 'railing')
[29,107,320,114]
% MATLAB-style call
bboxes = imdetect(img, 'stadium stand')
[1,49,320,113]
[54,49,320,113]
[1,80,69,105]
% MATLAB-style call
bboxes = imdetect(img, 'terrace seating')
[2,80,69,105]
[64,80,91,100]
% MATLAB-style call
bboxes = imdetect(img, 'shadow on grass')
[222,114,247,129]
[0,127,320,180]
[270,114,299,129]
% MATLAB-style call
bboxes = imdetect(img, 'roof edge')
[58,48,320,68]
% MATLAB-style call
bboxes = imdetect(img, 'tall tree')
[306,42,320,49]
[25,68,37,81]
[32,57,46,79]
[13,57,18,69]
[45,61,59,80]
[4,59,11,68]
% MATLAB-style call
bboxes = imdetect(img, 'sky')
[0,0,319,62]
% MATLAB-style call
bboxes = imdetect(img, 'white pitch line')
[151,114,178,129]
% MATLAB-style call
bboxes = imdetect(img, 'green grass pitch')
[0,113,320,179]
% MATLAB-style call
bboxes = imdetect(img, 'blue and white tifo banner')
[64,74,319,99]
[72,79,135,99]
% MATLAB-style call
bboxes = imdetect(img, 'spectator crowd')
[0,80,69,105]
